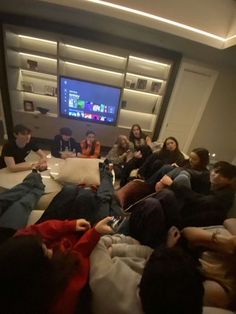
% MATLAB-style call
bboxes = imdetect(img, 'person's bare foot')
[166,226,181,248]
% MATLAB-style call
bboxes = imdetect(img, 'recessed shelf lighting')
[65,61,123,75]
[19,52,57,62]
[65,44,125,60]
[18,35,56,45]
[21,69,57,80]
[124,88,160,96]
[129,56,169,67]
[126,72,164,82]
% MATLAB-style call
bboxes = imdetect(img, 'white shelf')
[19,90,57,99]
[16,109,58,118]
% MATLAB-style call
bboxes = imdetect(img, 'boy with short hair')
[51,127,79,159]
[0,124,47,172]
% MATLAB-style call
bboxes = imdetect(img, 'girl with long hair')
[138,136,186,180]
[0,217,113,314]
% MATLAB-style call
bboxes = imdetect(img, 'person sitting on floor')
[79,130,101,159]
[0,217,113,314]
[0,124,47,172]
[51,127,80,159]
[138,136,186,180]
[106,135,134,178]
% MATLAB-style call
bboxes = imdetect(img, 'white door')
[159,59,218,152]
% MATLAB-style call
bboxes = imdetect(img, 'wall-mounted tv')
[59,76,121,125]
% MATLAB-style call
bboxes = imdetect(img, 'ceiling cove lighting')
[65,44,125,60]
[88,0,227,42]
[124,88,160,97]
[126,73,164,82]
[65,61,123,75]
[19,52,57,62]
[18,35,56,44]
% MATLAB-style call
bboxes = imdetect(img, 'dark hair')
[213,161,236,180]
[0,235,80,314]
[13,124,31,135]
[60,127,72,136]
[129,124,146,142]
[86,130,95,137]
[139,247,204,314]
[192,147,209,169]
[85,130,96,155]
[162,136,179,151]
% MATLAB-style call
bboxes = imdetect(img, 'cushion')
[53,158,101,186]
[115,179,153,210]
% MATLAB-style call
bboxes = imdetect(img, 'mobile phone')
[108,216,127,233]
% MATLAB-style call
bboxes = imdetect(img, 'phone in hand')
[108,216,127,233]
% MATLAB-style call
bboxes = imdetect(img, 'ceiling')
[39,0,236,49]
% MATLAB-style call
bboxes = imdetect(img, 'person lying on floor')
[0,216,113,314]
[36,162,123,225]
[89,227,204,314]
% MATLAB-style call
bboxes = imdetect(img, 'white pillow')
[53,158,101,186]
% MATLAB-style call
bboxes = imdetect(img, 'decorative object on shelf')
[37,106,50,115]
[23,100,34,112]
[150,81,162,93]
[44,85,57,96]
[26,59,38,71]
[121,100,127,109]
[125,79,132,88]
[22,81,34,93]
[130,82,136,89]
[137,79,147,90]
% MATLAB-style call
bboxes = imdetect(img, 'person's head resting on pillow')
[210,161,236,190]
[139,246,204,314]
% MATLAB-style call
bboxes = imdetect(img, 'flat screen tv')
[59,76,121,125]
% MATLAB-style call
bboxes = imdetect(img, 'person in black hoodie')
[51,127,80,159]
[138,136,186,180]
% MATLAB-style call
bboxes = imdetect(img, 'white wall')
[190,68,236,162]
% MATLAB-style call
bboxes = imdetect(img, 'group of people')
[0,123,236,314]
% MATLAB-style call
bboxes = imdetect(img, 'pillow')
[53,158,101,186]
[115,179,153,210]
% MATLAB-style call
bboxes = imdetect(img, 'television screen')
[59,76,121,125]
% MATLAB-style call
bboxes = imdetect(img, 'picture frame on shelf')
[130,82,136,89]
[125,79,132,88]
[23,100,34,112]
[150,81,162,93]
[44,85,56,96]
[137,79,147,90]
[26,59,38,71]
[22,81,34,93]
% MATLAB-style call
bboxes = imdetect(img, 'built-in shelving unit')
[4,25,174,143]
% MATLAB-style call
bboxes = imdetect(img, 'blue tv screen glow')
[59,76,121,125]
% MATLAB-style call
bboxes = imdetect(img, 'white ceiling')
[39,0,236,49]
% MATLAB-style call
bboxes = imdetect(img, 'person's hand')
[160,175,173,186]
[171,163,179,168]
[166,226,181,248]
[95,216,114,234]
[134,151,142,159]
[76,219,91,232]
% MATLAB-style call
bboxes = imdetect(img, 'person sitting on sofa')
[0,124,47,172]
[79,130,101,159]
[106,135,134,178]
[89,227,204,314]
[51,127,80,159]
[147,147,210,195]
[0,217,113,314]
[138,136,186,180]
[120,124,152,187]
